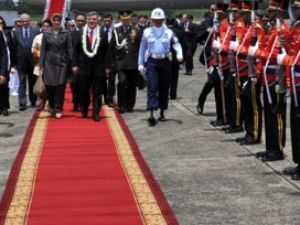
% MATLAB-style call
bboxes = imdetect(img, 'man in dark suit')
[12,13,39,110]
[72,11,108,122]
[111,11,141,113]
[181,14,198,75]
[70,13,86,112]
[166,16,184,100]
[101,13,117,107]
[0,30,8,93]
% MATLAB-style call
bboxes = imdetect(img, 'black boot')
[283,164,300,176]
[148,110,156,126]
[159,110,167,121]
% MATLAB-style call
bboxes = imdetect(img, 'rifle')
[213,10,230,123]
[273,3,288,113]
[247,0,258,81]
[203,20,214,73]
[291,49,300,109]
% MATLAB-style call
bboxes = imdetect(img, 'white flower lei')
[82,25,101,58]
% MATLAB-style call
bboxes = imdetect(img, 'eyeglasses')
[76,20,85,22]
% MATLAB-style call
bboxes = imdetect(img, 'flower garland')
[82,25,101,58]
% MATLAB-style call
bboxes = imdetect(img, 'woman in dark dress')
[39,14,73,119]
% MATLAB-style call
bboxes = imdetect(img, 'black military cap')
[119,11,133,20]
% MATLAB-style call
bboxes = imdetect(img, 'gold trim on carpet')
[3,111,49,225]
[104,106,168,225]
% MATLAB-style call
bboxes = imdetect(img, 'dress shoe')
[82,111,88,118]
[261,152,284,162]
[55,113,62,119]
[235,136,247,143]
[210,120,226,127]
[291,172,300,180]
[30,102,36,108]
[107,102,115,108]
[93,114,100,122]
[148,117,156,127]
[119,107,126,114]
[158,115,167,121]
[225,126,243,134]
[170,95,177,100]
[240,138,261,146]
[221,125,231,131]
[255,151,269,158]
[282,165,300,176]
[196,103,203,115]
[2,108,9,116]
[127,108,134,113]
[73,104,79,112]
[19,106,27,111]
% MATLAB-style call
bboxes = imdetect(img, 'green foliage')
[0,0,43,14]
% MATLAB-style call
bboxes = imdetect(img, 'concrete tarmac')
[1,51,300,224]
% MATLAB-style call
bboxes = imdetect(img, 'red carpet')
[0,86,178,225]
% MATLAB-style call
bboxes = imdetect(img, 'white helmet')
[151,8,165,20]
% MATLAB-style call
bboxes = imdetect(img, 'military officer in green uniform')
[112,11,142,113]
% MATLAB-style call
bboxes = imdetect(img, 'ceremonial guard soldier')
[236,0,265,145]
[248,0,290,161]
[138,8,183,126]
[211,1,231,127]
[277,0,300,179]
[221,0,246,133]
[112,11,141,113]
[197,2,229,127]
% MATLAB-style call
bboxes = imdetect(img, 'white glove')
[229,41,238,51]
[251,77,257,85]
[176,54,183,62]
[10,67,17,74]
[248,44,258,57]
[116,39,128,50]
[277,52,287,65]
[212,39,221,50]
[138,65,146,76]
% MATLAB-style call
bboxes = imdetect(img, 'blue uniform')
[138,25,182,110]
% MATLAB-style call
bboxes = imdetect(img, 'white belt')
[295,72,300,78]
[150,53,170,59]
[267,65,279,69]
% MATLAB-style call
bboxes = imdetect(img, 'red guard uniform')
[281,20,300,167]
[251,18,290,159]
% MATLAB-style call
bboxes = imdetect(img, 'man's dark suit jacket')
[12,26,39,71]
[100,26,117,71]
[72,27,108,77]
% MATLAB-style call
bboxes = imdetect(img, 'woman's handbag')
[33,67,46,97]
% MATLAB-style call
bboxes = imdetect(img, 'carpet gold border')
[3,111,49,225]
[104,106,168,225]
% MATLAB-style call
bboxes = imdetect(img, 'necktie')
[105,28,110,43]
[88,30,94,46]
[24,28,29,46]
